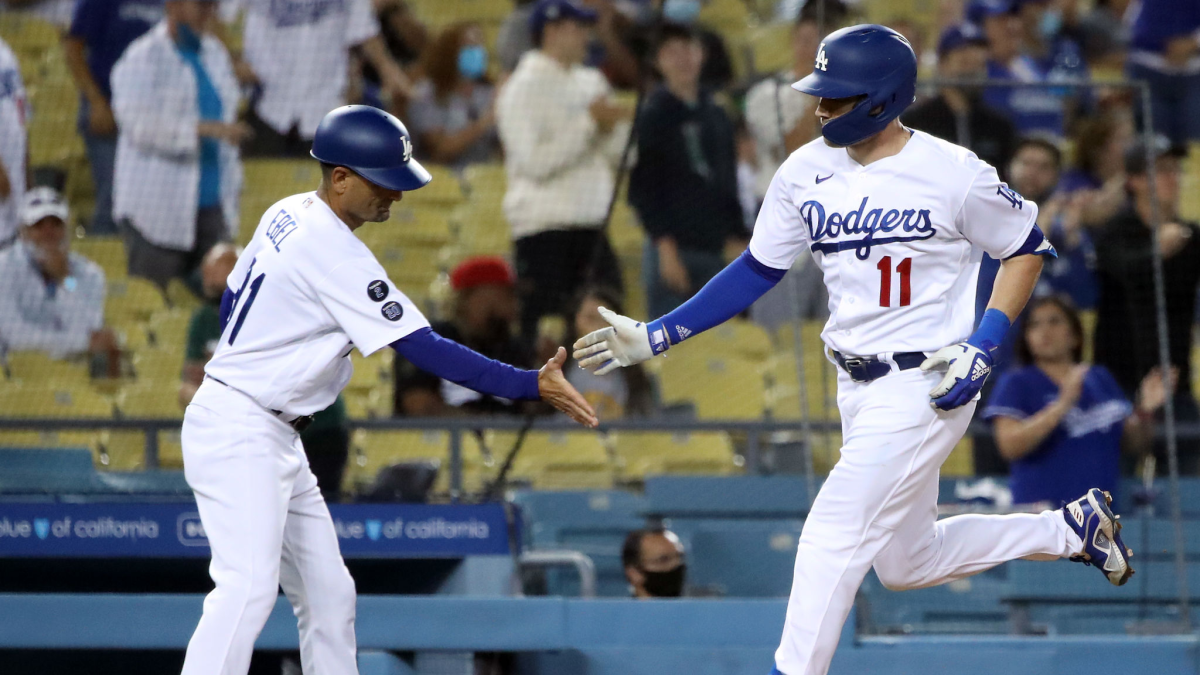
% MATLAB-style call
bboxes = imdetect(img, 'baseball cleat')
[1062,488,1134,586]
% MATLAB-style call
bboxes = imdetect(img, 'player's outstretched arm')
[574,250,786,374]
[392,329,597,427]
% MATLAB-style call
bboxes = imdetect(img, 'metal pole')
[1139,81,1190,630]
[449,427,463,504]
[144,425,159,470]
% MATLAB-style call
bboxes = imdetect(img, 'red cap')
[450,256,515,291]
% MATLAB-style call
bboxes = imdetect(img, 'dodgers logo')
[33,518,49,540]
[401,136,413,163]
[801,197,935,260]
[366,520,382,541]
[815,43,828,72]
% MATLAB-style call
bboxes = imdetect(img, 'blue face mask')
[662,0,701,25]
[458,45,488,80]
[175,22,202,52]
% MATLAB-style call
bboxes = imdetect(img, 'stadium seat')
[658,353,768,419]
[449,201,511,257]
[401,164,465,207]
[0,447,105,495]
[462,162,507,203]
[0,383,113,418]
[132,349,184,385]
[342,386,393,419]
[117,383,185,419]
[493,431,613,490]
[72,237,128,280]
[96,430,149,470]
[705,320,774,362]
[860,571,1010,634]
[165,278,203,312]
[612,431,741,478]
[2,351,90,385]
[643,475,814,517]
[347,349,394,394]
[147,308,192,350]
[240,159,322,242]
[106,277,167,324]
[686,520,803,597]
[377,207,456,246]
[349,429,489,495]
[409,0,514,27]
[746,21,792,76]
[0,429,103,457]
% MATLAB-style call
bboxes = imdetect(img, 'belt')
[206,376,315,432]
[832,351,927,384]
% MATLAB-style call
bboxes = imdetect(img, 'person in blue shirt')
[983,296,1173,507]
[1126,0,1200,146]
[64,0,164,235]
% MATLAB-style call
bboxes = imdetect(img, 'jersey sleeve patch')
[381,301,404,321]
[367,280,389,302]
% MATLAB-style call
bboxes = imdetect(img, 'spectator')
[111,0,245,289]
[1008,136,1097,309]
[904,23,1019,177]
[496,0,630,343]
[744,0,848,202]
[974,0,1068,136]
[1,0,75,26]
[1075,0,1132,70]
[629,23,743,318]
[0,188,119,367]
[180,243,350,501]
[566,286,653,418]
[393,257,533,416]
[222,0,412,157]
[0,36,26,249]
[367,0,429,74]
[407,22,499,168]
[1057,109,1131,226]
[622,527,686,598]
[64,0,163,236]
[1126,0,1200,146]
[983,296,1170,507]
[497,0,540,73]
[1092,136,1200,471]
[498,0,640,88]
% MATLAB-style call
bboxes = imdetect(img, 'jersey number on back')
[228,272,266,345]
[877,256,912,307]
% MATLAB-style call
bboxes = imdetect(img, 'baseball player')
[574,25,1132,675]
[180,105,596,675]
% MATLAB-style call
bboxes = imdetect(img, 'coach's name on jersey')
[266,209,300,252]
[800,196,935,260]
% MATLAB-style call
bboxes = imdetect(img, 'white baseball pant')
[773,367,1083,675]
[180,379,358,675]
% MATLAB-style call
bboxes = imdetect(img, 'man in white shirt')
[0,188,118,362]
[0,36,27,249]
[221,0,412,157]
[111,0,247,288]
[496,0,632,343]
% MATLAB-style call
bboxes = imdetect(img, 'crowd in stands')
[1,0,1199,502]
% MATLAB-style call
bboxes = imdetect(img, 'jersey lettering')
[815,44,828,72]
[266,210,299,252]
[229,273,266,345]
[800,197,935,260]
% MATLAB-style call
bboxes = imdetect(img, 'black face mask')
[640,563,686,598]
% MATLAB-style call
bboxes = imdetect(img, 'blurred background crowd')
[0,0,1198,510]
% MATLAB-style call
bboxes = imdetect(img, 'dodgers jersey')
[205,193,429,415]
[749,129,1038,357]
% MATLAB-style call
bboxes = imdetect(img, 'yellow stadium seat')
[348,429,488,495]
[747,21,792,76]
[492,431,613,489]
[449,201,510,256]
[72,237,127,280]
[165,278,204,312]
[770,321,840,421]
[613,431,740,477]
[658,353,768,419]
[95,430,148,470]
[462,163,507,203]
[347,349,394,394]
[0,383,114,418]
[609,200,644,256]
[117,383,185,419]
[381,207,457,246]
[409,0,514,27]
[106,277,167,324]
[343,387,394,419]
[0,15,61,59]
[704,319,774,362]
[3,351,90,385]
[240,160,322,242]
[157,429,185,468]
[147,309,193,351]
[401,164,465,208]
[132,349,184,385]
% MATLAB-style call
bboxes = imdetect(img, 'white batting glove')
[572,307,656,375]
[919,343,995,411]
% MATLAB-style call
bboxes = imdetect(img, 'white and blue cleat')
[1062,488,1134,586]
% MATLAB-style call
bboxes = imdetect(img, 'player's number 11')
[876,256,912,307]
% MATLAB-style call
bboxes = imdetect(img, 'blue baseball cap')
[965,0,1014,24]
[937,23,988,56]
[530,0,598,42]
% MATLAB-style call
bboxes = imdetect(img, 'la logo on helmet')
[401,135,413,163]
[815,44,828,72]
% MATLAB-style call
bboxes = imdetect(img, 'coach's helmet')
[310,105,432,192]
[792,24,918,147]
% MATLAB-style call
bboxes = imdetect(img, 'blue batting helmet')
[792,25,918,147]
[310,105,432,192]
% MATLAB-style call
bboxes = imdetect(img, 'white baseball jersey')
[0,38,27,244]
[749,129,1038,357]
[204,192,429,415]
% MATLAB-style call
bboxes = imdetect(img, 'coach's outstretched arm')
[392,329,598,428]
[573,250,786,374]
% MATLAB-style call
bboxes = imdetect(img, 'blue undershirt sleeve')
[218,288,234,332]
[646,250,786,351]
[391,328,541,401]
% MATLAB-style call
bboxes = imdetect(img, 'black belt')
[832,351,927,384]
[207,376,314,432]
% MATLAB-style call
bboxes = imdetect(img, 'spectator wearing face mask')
[622,527,687,599]
[407,22,500,168]
[393,256,534,416]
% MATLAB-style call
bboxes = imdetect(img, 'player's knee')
[874,563,922,592]
[218,566,283,616]
[328,565,357,618]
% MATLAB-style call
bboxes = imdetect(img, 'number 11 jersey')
[205,192,430,416]
[748,129,1038,357]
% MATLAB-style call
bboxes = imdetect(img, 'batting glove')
[919,343,994,411]
[572,307,658,375]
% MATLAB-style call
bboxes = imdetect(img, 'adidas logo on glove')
[970,358,990,382]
